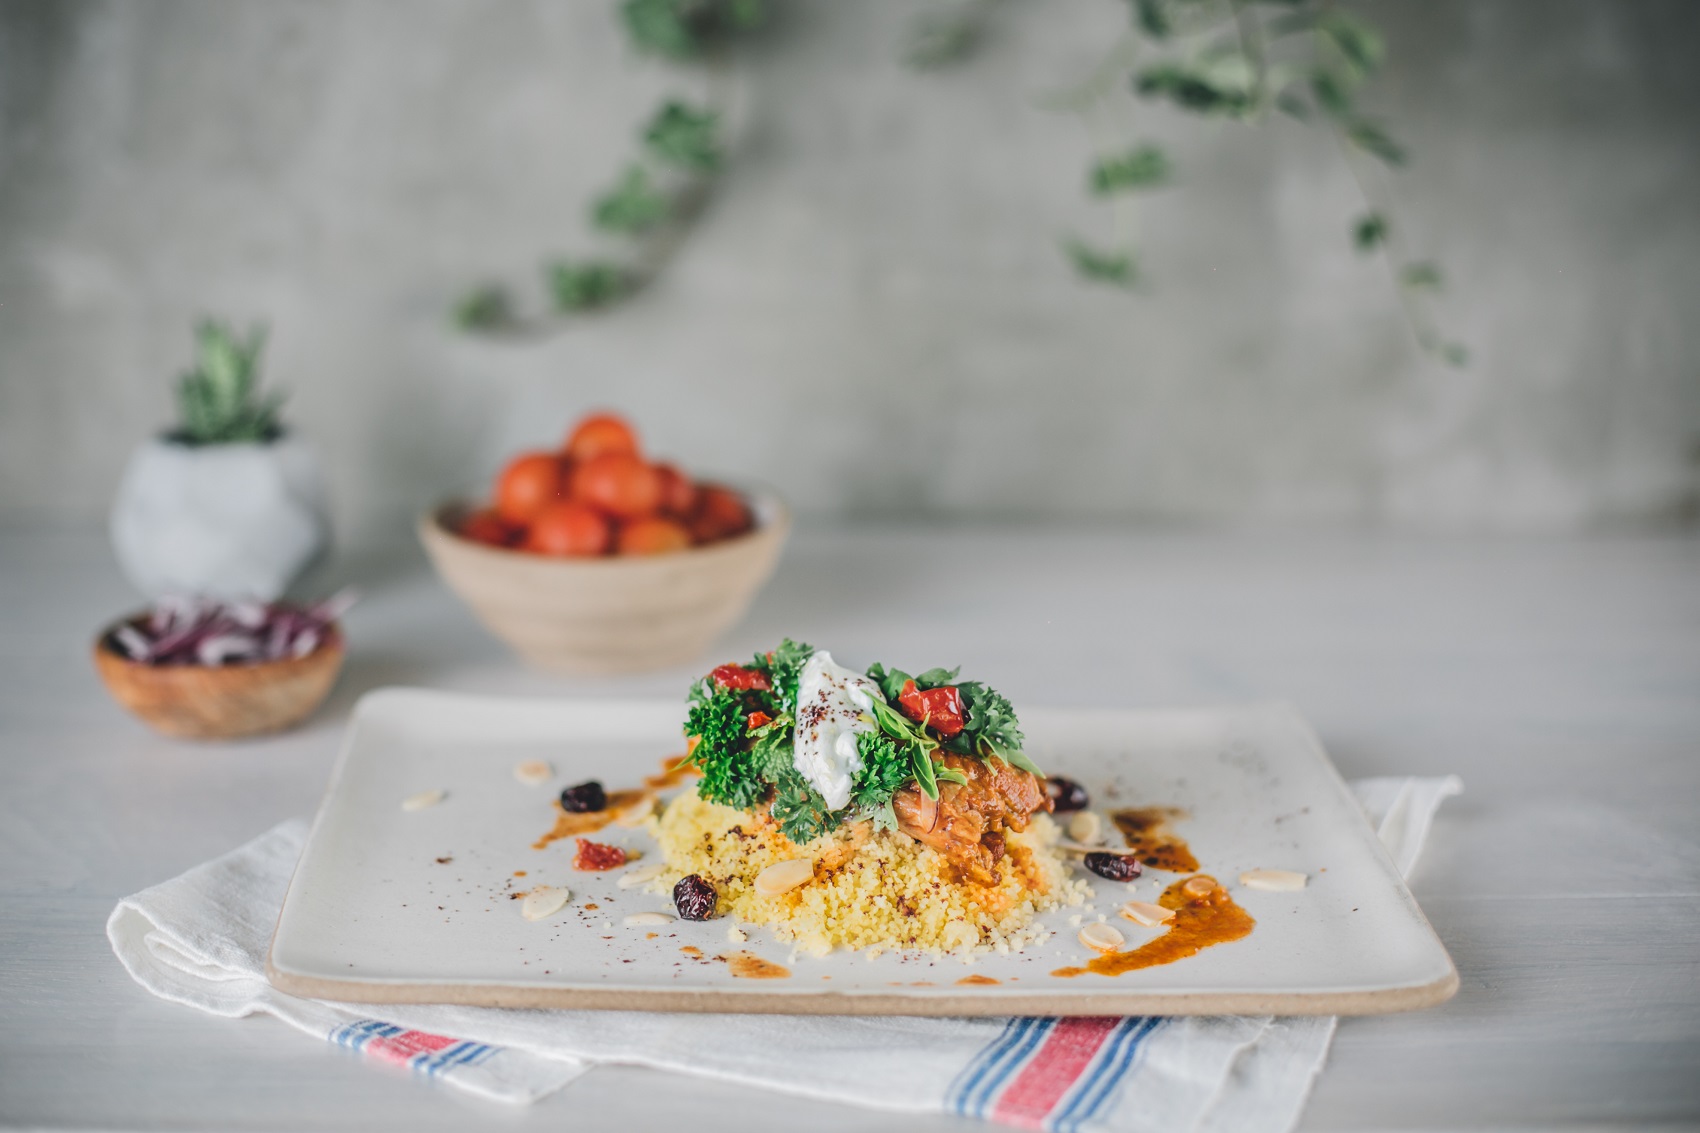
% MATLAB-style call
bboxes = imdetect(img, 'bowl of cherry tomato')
[418,412,789,675]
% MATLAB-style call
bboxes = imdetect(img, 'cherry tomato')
[459,507,521,547]
[615,517,692,556]
[654,462,700,517]
[522,501,611,556]
[570,453,663,520]
[687,484,753,544]
[898,679,967,737]
[494,451,568,524]
[564,413,640,462]
[710,663,771,691]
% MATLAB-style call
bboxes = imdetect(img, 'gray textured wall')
[3,0,1698,533]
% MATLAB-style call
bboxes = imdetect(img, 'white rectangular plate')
[269,690,1456,1016]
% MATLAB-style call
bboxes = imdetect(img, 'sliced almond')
[1078,923,1124,953]
[401,788,445,812]
[1066,811,1103,845]
[1240,869,1308,892]
[1055,840,1097,856]
[1183,875,1217,897]
[513,760,552,786]
[614,795,656,827]
[623,911,673,927]
[942,920,980,953]
[1119,900,1176,928]
[617,861,666,889]
[521,886,569,921]
[754,858,814,897]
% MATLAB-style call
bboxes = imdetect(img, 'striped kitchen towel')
[107,775,1460,1132]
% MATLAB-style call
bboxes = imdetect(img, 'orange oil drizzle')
[1052,875,1254,978]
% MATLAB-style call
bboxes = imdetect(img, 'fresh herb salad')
[682,639,1043,845]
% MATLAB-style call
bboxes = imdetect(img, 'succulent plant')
[172,320,285,445]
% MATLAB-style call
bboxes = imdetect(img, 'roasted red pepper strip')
[572,838,628,871]
[710,663,771,691]
[746,710,772,731]
[897,679,967,737]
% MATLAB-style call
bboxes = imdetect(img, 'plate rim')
[266,689,1459,1017]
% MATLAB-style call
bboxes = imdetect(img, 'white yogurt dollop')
[791,650,885,811]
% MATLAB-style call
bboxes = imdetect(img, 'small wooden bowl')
[92,617,345,740]
[419,490,789,675]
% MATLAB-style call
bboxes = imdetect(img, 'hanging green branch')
[455,0,765,334]
[909,0,1467,367]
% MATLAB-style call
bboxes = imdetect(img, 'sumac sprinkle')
[673,874,717,920]
[1046,776,1090,813]
[559,780,607,813]
[572,838,627,871]
[1083,852,1143,882]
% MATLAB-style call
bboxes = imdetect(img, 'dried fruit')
[1240,869,1307,892]
[559,780,607,813]
[1046,776,1090,813]
[572,838,628,871]
[753,859,814,897]
[1083,852,1143,882]
[1078,922,1125,952]
[673,873,717,920]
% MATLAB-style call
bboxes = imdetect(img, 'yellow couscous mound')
[650,787,1088,957]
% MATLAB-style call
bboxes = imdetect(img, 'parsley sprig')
[681,641,1041,844]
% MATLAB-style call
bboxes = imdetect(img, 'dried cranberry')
[559,780,607,813]
[1083,852,1143,882]
[1046,776,1090,813]
[673,873,717,920]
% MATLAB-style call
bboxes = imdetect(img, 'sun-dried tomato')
[710,663,771,691]
[747,710,772,731]
[572,838,628,871]
[897,680,967,737]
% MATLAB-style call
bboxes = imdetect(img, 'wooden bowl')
[418,491,790,675]
[93,618,345,740]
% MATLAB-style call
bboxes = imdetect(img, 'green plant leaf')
[173,320,281,445]
[1136,62,1255,116]
[643,101,721,171]
[1132,0,1171,39]
[1089,144,1170,195]
[547,261,626,310]
[1400,261,1443,290]
[592,165,670,234]
[1309,69,1353,118]
[620,0,765,59]
[454,285,512,330]
[1354,212,1388,252]
[1063,238,1137,287]
[1318,12,1385,79]
[1346,119,1406,165]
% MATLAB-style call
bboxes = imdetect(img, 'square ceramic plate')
[268,690,1456,1016]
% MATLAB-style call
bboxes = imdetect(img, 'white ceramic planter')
[110,435,330,601]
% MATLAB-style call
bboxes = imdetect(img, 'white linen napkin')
[108,775,1461,1132]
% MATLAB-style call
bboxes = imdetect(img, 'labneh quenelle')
[648,640,1091,956]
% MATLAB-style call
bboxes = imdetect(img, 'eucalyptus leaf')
[1089,144,1170,195]
[592,165,670,233]
[1063,238,1137,287]
[644,101,720,171]
[1347,119,1407,165]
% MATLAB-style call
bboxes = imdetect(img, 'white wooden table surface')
[2,524,1697,1130]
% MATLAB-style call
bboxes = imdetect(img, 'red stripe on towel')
[366,1029,459,1066]
[990,1017,1121,1129]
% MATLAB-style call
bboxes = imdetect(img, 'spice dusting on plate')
[1110,807,1199,872]
[956,974,1001,986]
[721,951,790,979]
[1051,875,1254,978]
